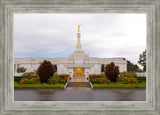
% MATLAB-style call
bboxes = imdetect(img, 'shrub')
[22,72,37,79]
[48,76,61,84]
[54,74,69,79]
[37,60,54,83]
[117,77,138,84]
[92,79,100,84]
[136,77,146,83]
[17,67,26,73]
[99,78,110,84]
[91,78,110,84]
[30,77,40,84]
[105,62,119,82]
[117,77,128,84]
[20,79,31,84]
[93,83,146,89]
[59,79,66,84]
[128,77,138,84]
[14,83,64,89]
[48,79,57,84]
[120,71,137,78]
[89,74,106,79]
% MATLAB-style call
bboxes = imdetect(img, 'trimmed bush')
[30,77,40,84]
[48,76,61,84]
[120,71,137,78]
[37,60,54,83]
[117,77,138,84]
[99,78,110,84]
[14,83,64,89]
[54,74,69,79]
[136,77,146,83]
[22,72,37,79]
[105,62,119,82]
[20,77,40,84]
[91,78,110,84]
[89,74,106,79]
[20,79,31,84]
[59,79,66,84]
[93,83,146,88]
[92,79,100,84]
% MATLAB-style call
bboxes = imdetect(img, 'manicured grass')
[93,83,146,89]
[14,83,64,89]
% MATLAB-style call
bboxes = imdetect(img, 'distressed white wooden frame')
[0,0,159,115]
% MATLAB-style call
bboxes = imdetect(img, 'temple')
[14,25,127,78]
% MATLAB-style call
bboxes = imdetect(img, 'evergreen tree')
[127,60,142,72]
[138,50,146,71]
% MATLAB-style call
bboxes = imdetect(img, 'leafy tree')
[37,60,54,83]
[138,50,146,71]
[17,67,26,73]
[127,60,142,72]
[105,62,119,82]
[101,64,105,72]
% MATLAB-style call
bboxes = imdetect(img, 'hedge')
[14,83,64,89]
[93,83,146,88]
[136,77,146,83]
[89,74,106,78]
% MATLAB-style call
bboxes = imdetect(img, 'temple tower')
[76,32,82,51]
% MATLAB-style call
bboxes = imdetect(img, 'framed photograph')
[0,0,160,115]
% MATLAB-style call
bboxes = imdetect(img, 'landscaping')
[93,83,146,88]
[14,73,69,89]
[88,69,146,89]
[14,60,69,89]
[14,82,64,89]
[14,61,146,89]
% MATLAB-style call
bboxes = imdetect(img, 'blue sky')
[14,13,146,64]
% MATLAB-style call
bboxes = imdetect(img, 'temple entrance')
[73,68,85,77]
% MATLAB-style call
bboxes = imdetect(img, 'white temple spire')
[76,25,82,51]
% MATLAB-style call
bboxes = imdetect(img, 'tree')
[105,62,119,82]
[17,67,26,73]
[37,60,54,83]
[101,64,105,72]
[127,60,142,72]
[138,50,146,71]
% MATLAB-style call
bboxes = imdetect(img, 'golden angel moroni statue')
[78,25,80,32]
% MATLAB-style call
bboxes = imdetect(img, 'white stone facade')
[14,32,127,77]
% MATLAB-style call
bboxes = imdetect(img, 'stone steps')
[67,82,90,87]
